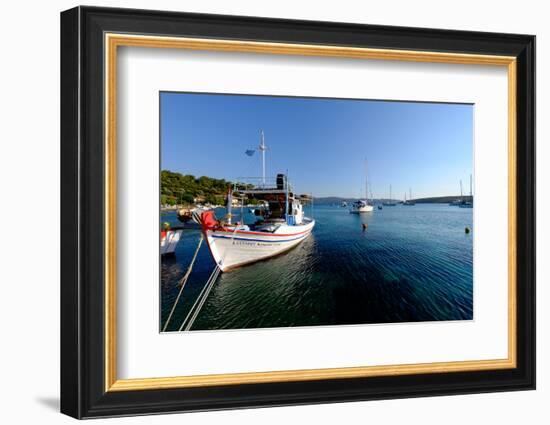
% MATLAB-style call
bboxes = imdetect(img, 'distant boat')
[341,201,348,207]
[377,204,383,210]
[459,174,473,208]
[450,180,465,207]
[383,185,397,206]
[403,188,416,206]
[350,160,374,213]
[350,199,373,213]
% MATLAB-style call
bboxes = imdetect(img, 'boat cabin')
[232,173,310,226]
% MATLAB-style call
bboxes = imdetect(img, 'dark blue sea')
[160,204,473,331]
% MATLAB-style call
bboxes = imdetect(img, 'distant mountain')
[314,195,473,204]
[313,197,353,204]
[313,196,399,204]
[413,195,473,204]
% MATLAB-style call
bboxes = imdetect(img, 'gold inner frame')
[104,33,517,392]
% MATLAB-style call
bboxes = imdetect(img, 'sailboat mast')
[365,159,368,202]
[259,130,267,185]
[469,174,472,197]
[460,180,463,201]
[285,170,290,224]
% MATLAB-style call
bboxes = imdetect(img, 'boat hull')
[160,229,183,255]
[349,205,374,213]
[204,220,315,271]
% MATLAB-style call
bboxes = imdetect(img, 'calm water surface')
[160,204,473,331]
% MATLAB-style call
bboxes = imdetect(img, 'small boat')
[403,188,416,206]
[377,204,383,210]
[350,199,373,213]
[176,207,193,223]
[349,160,374,213]
[458,175,474,208]
[383,185,397,206]
[160,226,183,256]
[454,176,474,208]
[341,201,348,207]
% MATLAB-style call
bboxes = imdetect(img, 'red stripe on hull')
[213,227,311,237]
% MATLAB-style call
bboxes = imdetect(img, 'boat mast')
[285,170,289,224]
[259,130,267,185]
[226,187,233,225]
[365,159,368,203]
[470,174,472,197]
[460,180,463,201]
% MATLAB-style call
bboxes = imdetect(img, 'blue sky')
[161,92,473,199]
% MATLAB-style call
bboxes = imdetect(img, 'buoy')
[465,226,471,234]
[362,223,368,231]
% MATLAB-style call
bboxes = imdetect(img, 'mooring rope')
[178,264,221,331]
[161,234,204,332]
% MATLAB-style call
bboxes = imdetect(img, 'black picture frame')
[61,6,535,419]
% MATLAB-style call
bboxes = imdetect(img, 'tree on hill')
[161,170,232,205]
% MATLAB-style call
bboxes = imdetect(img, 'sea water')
[160,204,473,331]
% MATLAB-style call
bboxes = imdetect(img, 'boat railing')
[233,176,292,193]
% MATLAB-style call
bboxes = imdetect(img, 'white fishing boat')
[196,176,314,271]
[195,132,315,272]
[349,160,374,213]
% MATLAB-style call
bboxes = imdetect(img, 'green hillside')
[161,170,230,206]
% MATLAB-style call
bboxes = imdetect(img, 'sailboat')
[450,180,464,206]
[459,175,473,208]
[350,160,374,213]
[383,185,396,206]
[194,131,315,272]
[403,188,416,206]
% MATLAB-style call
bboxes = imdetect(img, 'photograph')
[159,92,474,332]
[57,4,536,419]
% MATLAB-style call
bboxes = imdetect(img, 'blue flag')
[245,149,255,157]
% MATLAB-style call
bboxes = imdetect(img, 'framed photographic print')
[60,6,535,419]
